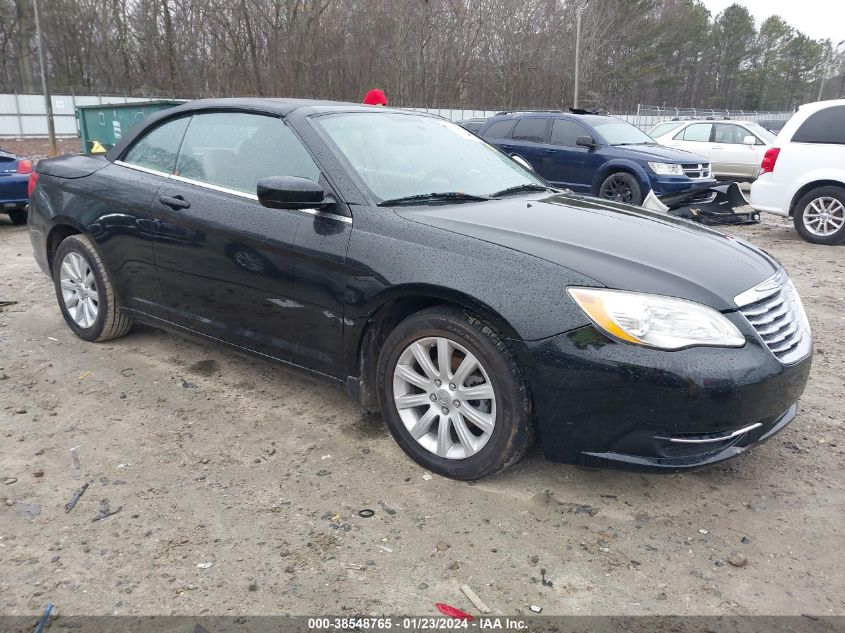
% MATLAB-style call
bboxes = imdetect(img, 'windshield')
[745,122,776,144]
[648,121,683,138]
[314,112,546,202]
[585,116,655,145]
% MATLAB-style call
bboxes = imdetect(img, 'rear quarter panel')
[774,146,845,210]
[29,160,167,315]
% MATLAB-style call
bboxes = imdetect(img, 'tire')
[598,171,643,205]
[7,209,27,225]
[377,305,534,480]
[792,186,845,245]
[53,234,133,342]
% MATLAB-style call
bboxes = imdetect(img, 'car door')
[90,115,192,319]
[544,118,594,191]
[150,110,351,377]
[668,123,713,160]
[711,123,757,178]
[479,118,517,152]
[507,117,552,176]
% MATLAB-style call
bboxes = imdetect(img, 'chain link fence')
[402,104,797,131]
[625,105,795,132]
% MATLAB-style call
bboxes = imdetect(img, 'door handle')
[159,195,190,210]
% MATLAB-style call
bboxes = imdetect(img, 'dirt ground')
[0,137,80,162]
[0,208,843,619]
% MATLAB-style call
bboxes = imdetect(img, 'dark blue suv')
[478,111,716,205]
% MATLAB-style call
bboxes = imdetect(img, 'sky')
[700,0,845,45]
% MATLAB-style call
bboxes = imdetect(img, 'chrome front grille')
[682,163,711,179]
[735,269,812,364]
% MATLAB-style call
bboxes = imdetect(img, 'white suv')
[650,119,776,180]
[750,99,845,245]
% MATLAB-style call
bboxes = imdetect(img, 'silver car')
[649,119,776,180]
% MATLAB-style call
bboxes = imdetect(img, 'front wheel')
[598,172,643,205]
[792,186,845,245]
[377,305,534,480]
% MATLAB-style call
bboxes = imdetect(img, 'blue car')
[478,111,716,205]
[0,147,31,225]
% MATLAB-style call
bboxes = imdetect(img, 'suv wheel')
[53,234,133,341]
[377,305,534,480]
[599,172,643,205]
[793,186,845,245]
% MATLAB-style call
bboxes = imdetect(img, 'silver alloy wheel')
[392,336,496,460]
[802,197,845,236]
[59,252,99,328]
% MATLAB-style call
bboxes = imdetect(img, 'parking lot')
[1,212,843,617]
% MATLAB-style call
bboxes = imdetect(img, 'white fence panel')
[0,93,164,138]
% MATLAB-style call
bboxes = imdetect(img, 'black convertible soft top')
[104,97,408,162]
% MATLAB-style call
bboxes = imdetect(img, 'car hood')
[396,193,779,311]
[609,143,708,164]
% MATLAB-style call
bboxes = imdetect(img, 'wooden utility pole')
[33,0,57,156]
[573,2,586,108]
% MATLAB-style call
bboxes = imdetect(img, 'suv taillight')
[760,148,780,174]
[16,159,32,174]
[27,172,38,197]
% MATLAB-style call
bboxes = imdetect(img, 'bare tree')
[0,0,831,109]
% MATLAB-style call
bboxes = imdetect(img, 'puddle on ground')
[189,359,220,376]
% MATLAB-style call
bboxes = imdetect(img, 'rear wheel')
[7,209,27,225]
[599,171,643,205]
[53,234,133,341]
[792,186,845,245]
[377,305,534,480]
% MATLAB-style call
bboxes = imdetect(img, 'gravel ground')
[0,208,843,618]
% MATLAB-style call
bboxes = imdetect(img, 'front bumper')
[524,315,812,471]
[649,175,718,196]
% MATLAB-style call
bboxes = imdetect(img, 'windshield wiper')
[490,183,553,198]
[377,192,489,207]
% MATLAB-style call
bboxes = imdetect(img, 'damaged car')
[28,99,812,479]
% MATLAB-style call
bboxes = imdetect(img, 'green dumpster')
[76,100,183,153]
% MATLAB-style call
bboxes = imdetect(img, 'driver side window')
[175,112,320,195]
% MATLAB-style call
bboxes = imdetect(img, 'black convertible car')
[28,99,812,479]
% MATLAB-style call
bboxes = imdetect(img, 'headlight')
[568,288,745,350]
[647,162,684,176]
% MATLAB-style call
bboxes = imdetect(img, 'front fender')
[343,206,598,342]
[591,159,651,196]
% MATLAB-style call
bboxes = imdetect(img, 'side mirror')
[576,135,597,148]
[257,176,327,209]
[510,154,534,172]
[743,135,757,146]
